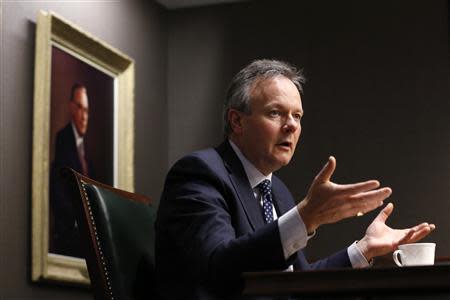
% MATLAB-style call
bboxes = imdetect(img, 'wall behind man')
[167,0,450,260]
[0,0,167,298]
[1,0,449,298]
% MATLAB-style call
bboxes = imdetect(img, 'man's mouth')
[276,141,292,149]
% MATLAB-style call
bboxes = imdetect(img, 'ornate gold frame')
[31,11,134,286]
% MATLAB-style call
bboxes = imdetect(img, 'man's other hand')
[356,203,436,261]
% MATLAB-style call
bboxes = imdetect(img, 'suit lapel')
[216,141,265,231]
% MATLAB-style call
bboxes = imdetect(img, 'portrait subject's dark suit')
[50,123,94,258]
[155,140,351,300]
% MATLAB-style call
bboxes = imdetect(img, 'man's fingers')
[410,229,431,243]
[315,156,336,183]
[397,223,435,246]
[408,223,436,243]
[329,197,386,223]
[411,222,435,232]
[319,188,391,222]
[410,223,429,232]
[374,202,394,223]
[349,188,392,214]
[350,188,392,202]
[397,229,415,245]
[336,180,380,195]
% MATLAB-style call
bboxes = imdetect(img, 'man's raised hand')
[298,156,392,233]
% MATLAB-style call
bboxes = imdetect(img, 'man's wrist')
[297,200,317,234]
[348,241,373,268]
[356,238,373,262]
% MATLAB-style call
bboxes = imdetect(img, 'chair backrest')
[65,168,157,300]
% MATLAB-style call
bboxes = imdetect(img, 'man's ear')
[228,109,244,135]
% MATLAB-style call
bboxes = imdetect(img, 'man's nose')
[283,115,299,132]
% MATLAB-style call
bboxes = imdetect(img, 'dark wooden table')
[243,264,450,297]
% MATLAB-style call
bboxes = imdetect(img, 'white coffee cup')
[392,243,435,267]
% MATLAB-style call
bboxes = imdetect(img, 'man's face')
[230,76,303,175]
[70,87,89,136]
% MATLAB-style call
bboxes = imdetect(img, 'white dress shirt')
[229,140,369,269]
[71,121,88,175]
[71,121,84,151]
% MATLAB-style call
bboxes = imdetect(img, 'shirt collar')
[71,121,84,148]
[229,139,272,189]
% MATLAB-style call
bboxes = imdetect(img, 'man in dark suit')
[50,83,94,258]
[155,60,435,300]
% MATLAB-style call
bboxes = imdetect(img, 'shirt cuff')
[348,241,371,268]
[278,206,308,259]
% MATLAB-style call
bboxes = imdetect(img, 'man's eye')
[293,113,302,120]
[269,110,280,117]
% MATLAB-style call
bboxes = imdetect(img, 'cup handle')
[393,250,403,267]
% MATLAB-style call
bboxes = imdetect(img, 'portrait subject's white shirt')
[228,140,369,269]
[71,121,85,156]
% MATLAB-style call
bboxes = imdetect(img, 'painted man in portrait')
[50,83,95,258]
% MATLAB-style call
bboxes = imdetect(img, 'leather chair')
[64,168,157,300]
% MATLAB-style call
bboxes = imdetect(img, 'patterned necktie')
[257,179,274,224]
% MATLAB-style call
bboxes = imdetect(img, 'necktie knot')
[257,179,272,196]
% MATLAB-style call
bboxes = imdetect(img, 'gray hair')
[223,59,306,137]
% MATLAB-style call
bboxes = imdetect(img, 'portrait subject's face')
[70,87,89,136]
[233,76,303,175]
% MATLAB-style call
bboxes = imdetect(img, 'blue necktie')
[257,179,274,224]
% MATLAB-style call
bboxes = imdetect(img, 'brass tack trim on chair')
[80,180,115,300]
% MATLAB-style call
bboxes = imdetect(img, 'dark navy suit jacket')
[155,141,351,300]
[50,123,94,257]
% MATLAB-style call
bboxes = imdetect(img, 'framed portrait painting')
[31,11,134,285]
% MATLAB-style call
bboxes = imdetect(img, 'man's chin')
[276,151,293,162]
[270,157,293,172]
[77,128,87,136]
